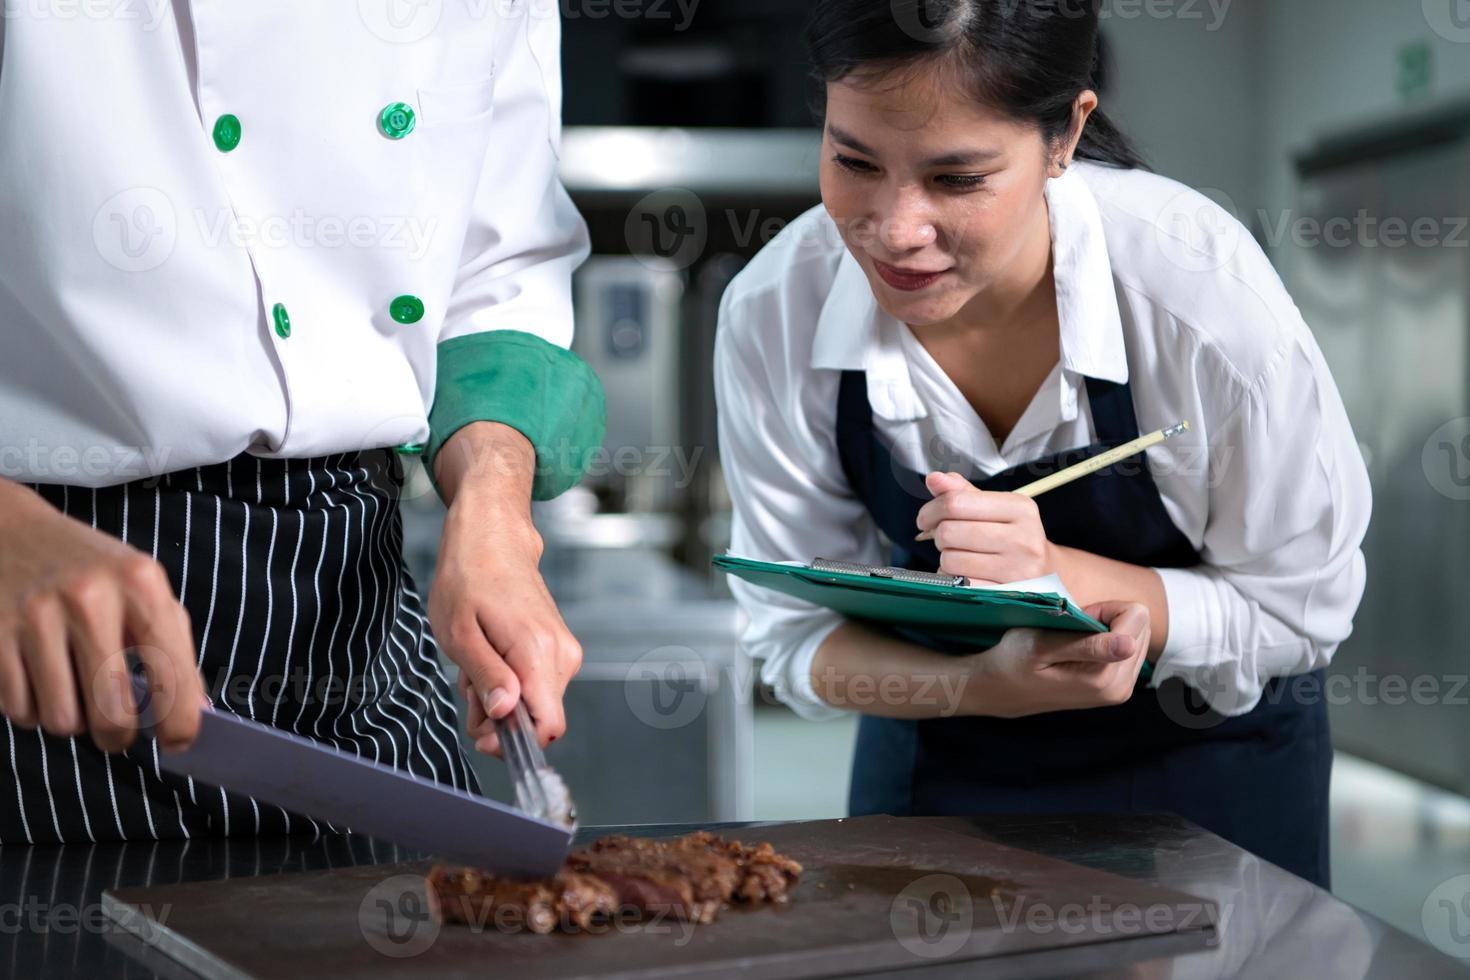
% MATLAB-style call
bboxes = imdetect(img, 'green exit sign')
[1397,40,1434,102]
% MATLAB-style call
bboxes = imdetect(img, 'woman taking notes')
[714,0,1371,887]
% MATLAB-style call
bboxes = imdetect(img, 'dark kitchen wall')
[560,0,818,128]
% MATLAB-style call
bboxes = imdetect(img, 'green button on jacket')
[390,294,425,324]
[212,114,241,153]
[271,303,291,339]
[378,102,416,140]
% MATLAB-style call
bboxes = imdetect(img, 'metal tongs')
[494,700,578,831]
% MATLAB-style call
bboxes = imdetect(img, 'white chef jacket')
[0,1,588,487]
[715,161,1373,720]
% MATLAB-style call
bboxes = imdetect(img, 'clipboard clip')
[810,558,969,588]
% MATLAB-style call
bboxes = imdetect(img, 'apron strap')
[1082,376,1143,444]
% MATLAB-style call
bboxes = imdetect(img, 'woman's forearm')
[1049,543,1169,658]
[808,621,984,719]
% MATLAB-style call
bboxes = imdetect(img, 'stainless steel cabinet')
[1286,132,1470,793]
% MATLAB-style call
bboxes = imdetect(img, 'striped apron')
[1,450,479,843]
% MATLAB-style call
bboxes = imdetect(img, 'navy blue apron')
[835,369,1333,888]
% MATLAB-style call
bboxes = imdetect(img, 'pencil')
[914,421,1191,543]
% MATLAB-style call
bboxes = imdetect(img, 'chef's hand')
[966,601,1151,717]
[0,478,205,754]
[914,472,1055,585]
[433,511,580,756]
[428,422,582,755]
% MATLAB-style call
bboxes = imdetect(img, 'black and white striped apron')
[1,449,479,843]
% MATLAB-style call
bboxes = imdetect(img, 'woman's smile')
[871,258,952,292]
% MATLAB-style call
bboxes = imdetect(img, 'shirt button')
[389,294,425,324]
[378,102,416,140]
[272,303,292,339]
[394,443,426,455]
[212,114,242,152]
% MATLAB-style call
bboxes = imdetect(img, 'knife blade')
[131,668,572,879]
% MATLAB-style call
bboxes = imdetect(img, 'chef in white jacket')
[0,3,603,841]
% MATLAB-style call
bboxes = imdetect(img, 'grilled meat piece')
[426,831,802,934]
[425,866,617,935]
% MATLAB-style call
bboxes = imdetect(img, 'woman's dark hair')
[805,0,1148,171]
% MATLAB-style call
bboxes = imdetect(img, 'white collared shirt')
[714,161,1372,720]
[0,2,586,486]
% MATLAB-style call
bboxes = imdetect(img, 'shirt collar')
[810,164,1129,418]
[1048,164,1129,386]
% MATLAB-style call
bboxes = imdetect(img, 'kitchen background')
[397,0,1470,951]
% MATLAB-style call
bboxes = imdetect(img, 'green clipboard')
[713,554,1107,650]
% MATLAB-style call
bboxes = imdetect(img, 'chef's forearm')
[431,421,538,528]
[808,621,987,719]
[1049,543,1169,658]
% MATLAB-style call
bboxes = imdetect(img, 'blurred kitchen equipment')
[572,255,685,514]
[1287,101,1470,796]
[560,126,821,573]
[469,597,753,826]
[560,0,814,130]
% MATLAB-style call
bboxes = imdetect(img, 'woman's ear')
[1059,89,1100,171]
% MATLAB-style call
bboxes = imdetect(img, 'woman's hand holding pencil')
[913,421,1190,586]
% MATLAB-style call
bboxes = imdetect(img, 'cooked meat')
[426,831,803,934]
[425,867,617,935]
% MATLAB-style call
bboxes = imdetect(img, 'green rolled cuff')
[426,330,606,501]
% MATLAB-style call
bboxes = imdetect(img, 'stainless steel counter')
[5,812,1463,978]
